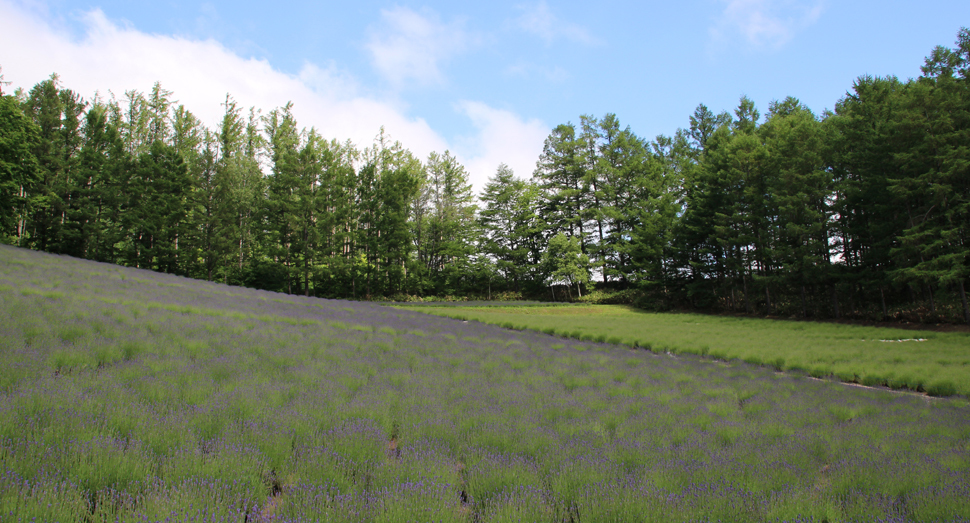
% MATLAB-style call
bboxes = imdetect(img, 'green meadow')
[397,304,970,398]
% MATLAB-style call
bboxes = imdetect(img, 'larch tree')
[0,91,40,244]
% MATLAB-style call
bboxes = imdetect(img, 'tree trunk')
[880,286,888,320]
[832,285,840,319]
[846,286,854,318]
[304,233,310,297]
[801,285,808,319]
[16,185,25,243]
[598,220,606,285]
[958,279,969,326]
[764,285,772,316]
[742,273,751,314]
[239,214,245,271]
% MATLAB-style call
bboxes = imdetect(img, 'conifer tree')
[478,164,541,291]
[0,92,40,244]
[421,150,477,294]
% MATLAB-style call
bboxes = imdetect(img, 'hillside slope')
[1,245,969,521]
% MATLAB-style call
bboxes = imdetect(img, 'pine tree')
[534,123,587,246]
[597,114,654,287]
[212,97,263,285]
[314,138,359,297]
[891,30,970,324]
[60,100,127,262]
[761,97,833,317]
[478,164,541,291]
[21,75,86,252]
[629,131,688,305]
[263,102,301,292]
[0,93,40,244]
[830,75,909,318]
[421,150,477,294]
[293,129,323,296]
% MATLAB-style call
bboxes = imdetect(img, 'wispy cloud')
[512,1,600,46]
[711,0,824,50]
[365,6,475,87]
[454,101,549,191]
[0,1,447,162]
[0,0,546,195]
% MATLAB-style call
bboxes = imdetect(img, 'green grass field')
[397,304,970,398]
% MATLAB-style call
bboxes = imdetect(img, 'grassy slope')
[2,245,970,521]
[398,304,970,397]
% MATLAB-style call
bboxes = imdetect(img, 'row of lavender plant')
[1,244,969,521]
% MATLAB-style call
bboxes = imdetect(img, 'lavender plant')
[1,244,969,521]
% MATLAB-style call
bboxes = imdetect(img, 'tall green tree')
[292,129,324,296]
[116,140,184,271]
[349,128,423,296]
[314,138,359,297]
[212,98,263,285]
[59,100,127,262]
[578,114,607,282]
[192,128,220,281]
[830,75,909,318]
[596,114,656,287]
[629,131,688,305]
[535,123,588,247]
[419,150,477,294]
[478,164,543,291]
[890,29,970,324]
[263,102,301,292]
[21,75,86,252]
[761,97,834,317]
[0,93,40,244]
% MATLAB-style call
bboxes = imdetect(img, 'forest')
[1,28,968,324]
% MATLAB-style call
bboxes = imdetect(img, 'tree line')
[1,28,968,324]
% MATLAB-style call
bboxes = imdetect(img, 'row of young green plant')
[2,245,970,521]
[400,304,970,398]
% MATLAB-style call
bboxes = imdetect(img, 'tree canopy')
[2,28,969,324]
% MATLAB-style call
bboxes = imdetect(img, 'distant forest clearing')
[2,245,970,521]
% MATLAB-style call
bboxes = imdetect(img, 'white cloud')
[0,2,448,161]
[512,1,599,46]
[454,101,549,194]
[365,6,474,87]
[0,1,547,196]
[711,0,824,49]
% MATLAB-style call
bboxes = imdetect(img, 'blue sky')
[1,0,968,191]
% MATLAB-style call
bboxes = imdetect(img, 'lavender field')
[1,245,969,522]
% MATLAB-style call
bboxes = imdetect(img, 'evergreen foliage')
[2,29,969,323]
